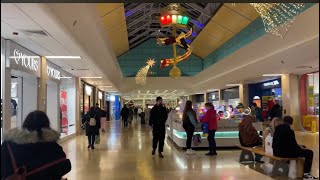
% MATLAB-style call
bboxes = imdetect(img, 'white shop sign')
[263,80,280,87]
[46,61,61,83]
[47,66,61,80]
[7,41,41,77]
[13,49,39,72]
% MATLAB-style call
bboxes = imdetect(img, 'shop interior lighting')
[45,56,81,59]
[263,74,284,76]
[226,84,241,87]
[80,77,102,79]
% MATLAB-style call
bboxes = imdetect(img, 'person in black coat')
[82,107,101,149]
[149,97,168,158]
[273,116,317,179]
[120,104,130,127]
[1,110,71,180]
[270,100,282,119]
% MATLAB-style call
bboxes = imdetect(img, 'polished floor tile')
[61,120,319,180]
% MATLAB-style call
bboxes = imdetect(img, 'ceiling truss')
[124,3,223,49]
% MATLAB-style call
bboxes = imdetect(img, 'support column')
[218,90,223,105]
[239,84,249,107]
[3,67,11,134]
[142,99,146,108]
[38,57,47,112]
[75,77,81,135]
[282,74,301,131]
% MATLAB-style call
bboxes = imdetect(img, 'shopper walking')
[182,100,197,155]
[273,116,318,179]
[1,110,71,179]
[149,97,168,158]
[82,107,101,149]
[200,103,218,156]
[120,104,130,127]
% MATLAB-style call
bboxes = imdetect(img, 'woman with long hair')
[182,100,197,155]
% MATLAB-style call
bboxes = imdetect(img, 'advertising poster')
[60,90,68,134]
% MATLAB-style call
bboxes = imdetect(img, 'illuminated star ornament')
[135,58,156,85]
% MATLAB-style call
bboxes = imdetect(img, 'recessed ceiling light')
[45,56,81,59]
[98,86,112,88]
[80,77,102,79]
[226,84,241,87]
[262,74,284,77]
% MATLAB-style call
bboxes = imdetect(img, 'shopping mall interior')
[0,2,319,180]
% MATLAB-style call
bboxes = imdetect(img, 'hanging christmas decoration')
[157,3,192,79]
[135,58,156,85]
[250,3,305,38]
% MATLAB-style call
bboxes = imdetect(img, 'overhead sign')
[47,65,61,80]
[13,49,40,72]
[263,80,280,87]
[7,41,41,77]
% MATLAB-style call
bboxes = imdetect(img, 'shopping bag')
[289,159,304,179]
[265,133,273,155]
[193,134,201,146]
[95,135,100,144]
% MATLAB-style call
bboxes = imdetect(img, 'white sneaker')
[304,173,318,180]
[186,149,195,155]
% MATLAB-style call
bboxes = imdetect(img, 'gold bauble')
[169,67,181,79]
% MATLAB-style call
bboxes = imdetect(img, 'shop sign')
[47,65,61,80]
[13,49,40,72]
[7,41,41,77]
[263,80,280,87]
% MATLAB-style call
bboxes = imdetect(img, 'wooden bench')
[235,144,304,178]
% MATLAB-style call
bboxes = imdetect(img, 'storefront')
[80,81,94,117]
[3,40,41,133]
[300,72,319,132]
[110,95,121,120]
[221,87,240,109]
[206,91,219,108]
[97,90,104,108]
[249,78,282,109]
[46,61,61,131]
[1,38,5,141]
[59,70,77,138]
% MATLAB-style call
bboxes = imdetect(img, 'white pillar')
[239,84,249,107]
[281,74,301,131]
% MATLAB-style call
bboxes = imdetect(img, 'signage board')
[6,41,41,77]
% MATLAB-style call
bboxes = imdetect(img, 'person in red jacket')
[201,102,218,156]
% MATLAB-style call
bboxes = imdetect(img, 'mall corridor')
[60,120,319,180]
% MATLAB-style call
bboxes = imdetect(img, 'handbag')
[89,116,96,126]
[5,143,67,180]
[95,135,100,144]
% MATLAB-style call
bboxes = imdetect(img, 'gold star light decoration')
[135,58,156,85]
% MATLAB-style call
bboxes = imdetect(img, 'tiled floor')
[61,120,319,180]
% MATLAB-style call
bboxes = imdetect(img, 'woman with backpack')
[1,110,71,179]
[182,100,197,155]
[82,107,101,149]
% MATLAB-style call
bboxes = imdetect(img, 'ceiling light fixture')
[60,77,72,79]
[80,77,102,79]
[45,56,81,59]
[138,91,140,94]
[147,90,150,93]
[262,74,284,77]
[226,84,241,87]
[98,86,112,88]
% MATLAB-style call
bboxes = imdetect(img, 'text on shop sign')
[13,49,39,72]
[47,66,61,80]
[263,80,279,87]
